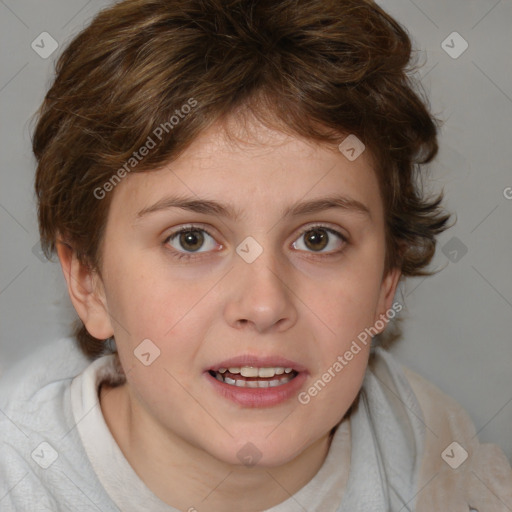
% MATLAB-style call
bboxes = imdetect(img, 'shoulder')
[402,364,475,441]
[0,435,117,511]
[0,440,60,511]
[0,337,90,407]
[375,350,512,511]
[0,337,90,443]
[0,339,116,511]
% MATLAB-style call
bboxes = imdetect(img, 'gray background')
[0,0,511,461]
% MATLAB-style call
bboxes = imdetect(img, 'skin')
[57,116,401,511]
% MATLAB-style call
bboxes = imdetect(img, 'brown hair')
[33,0,451,359]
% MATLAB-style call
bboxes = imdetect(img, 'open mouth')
[208,366,299,388]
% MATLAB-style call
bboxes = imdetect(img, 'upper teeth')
[219,366,294,378]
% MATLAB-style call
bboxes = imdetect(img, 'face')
[88,118,400,468]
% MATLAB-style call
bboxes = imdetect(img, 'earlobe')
[56,241,114,340]
[383,267,402,308]
[374,267,402,332]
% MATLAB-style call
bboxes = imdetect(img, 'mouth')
[205,356,307,407]
[208,366,299,388]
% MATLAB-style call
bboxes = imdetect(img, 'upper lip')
[208,355,307,373]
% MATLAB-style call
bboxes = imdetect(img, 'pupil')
[180,230,204,251]
[305,229,328,251]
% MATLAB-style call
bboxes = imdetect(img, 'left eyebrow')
[135,194,371,221]
[285,195,371,220]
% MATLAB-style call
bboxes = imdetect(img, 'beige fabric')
[405,367,512,511]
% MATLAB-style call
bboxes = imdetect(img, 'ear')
[56,241,114,340]
[373,266,402,333]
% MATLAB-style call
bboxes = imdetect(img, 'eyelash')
[163,224,348,261]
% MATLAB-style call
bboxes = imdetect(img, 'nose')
[223,249,298,334]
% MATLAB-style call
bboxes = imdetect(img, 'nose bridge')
[224,236,298,333]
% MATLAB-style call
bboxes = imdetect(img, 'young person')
[1,0,511,510]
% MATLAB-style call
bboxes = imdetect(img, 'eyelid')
[163,222,348,260]
[295,222,348,242]
[163,223,226,262]
[164,224,219,247]
[291,223,348,257]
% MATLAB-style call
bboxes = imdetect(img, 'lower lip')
[205,371,308,408]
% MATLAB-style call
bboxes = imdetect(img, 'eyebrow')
[136,194,371,221]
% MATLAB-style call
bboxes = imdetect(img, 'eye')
[292,225,346,254]
[164,225,219,257]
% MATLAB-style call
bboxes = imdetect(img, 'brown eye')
[165,226,218,256]
[179,230,204,252]
[304,229,329,251]
[292,226,346,254]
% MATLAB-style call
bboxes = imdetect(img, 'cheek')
[104,257,208,341]
[105,277,168,340]
[298,339,370,433]
[306,271,383,347]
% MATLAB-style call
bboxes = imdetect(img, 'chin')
[203,431,319,469]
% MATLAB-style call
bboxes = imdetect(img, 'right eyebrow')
[136,196,243,221]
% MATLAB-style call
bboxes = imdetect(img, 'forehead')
[108,118,382,224]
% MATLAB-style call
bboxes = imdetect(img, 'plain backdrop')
[0,0,511,460]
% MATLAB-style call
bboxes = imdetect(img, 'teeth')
[223,366,289,378]
[214,372,295,388]
[258,367,278,378]
[212,365,298,388]
[240,367,259,377]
